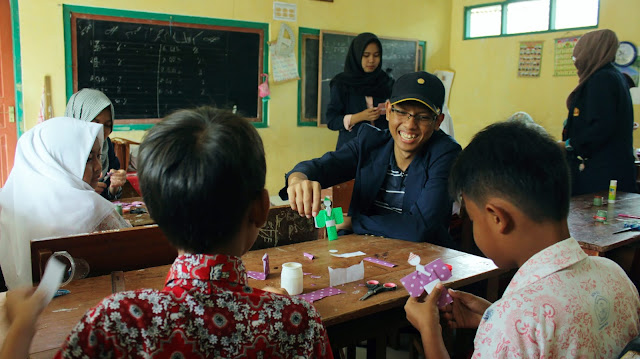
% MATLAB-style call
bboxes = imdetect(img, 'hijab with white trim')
[65,88,114,176]
[0,117,116,289]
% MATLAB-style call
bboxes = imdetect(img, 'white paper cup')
[280,262,303,295]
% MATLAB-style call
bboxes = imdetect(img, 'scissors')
[613,223,640,234]
[359,280,397,301]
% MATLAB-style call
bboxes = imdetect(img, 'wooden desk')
[117,197,154,227]
[30,235,502,358]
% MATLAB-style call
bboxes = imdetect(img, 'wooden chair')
[30,225,176,283]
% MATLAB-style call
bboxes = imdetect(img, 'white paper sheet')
[328,261,364,287]
[330,251,366,258]
[35,257,66,304]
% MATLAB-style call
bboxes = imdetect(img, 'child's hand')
[440,288,492,329]
[404,283,445,334]
[262,286,289,296]
[6,287,48,326]
[108,169,127,192]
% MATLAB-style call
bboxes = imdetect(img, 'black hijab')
[330,32,393,98]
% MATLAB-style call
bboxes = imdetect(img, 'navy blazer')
[326,84,388,150]
[564,64,636,195]
[280,125,462,248]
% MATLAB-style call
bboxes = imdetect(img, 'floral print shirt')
[55,254,333,358]
[473,238,640,358]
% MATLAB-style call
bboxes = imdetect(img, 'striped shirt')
[372,153,407,215]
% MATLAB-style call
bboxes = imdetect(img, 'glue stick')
[608,180,617,203]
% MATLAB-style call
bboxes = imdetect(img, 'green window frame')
[464,0,600,40]
[63,5,269,131]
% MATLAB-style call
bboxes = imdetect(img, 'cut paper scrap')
[303,252,315,260]
[297,287,345,303]
[330,251,366,258]
[363,257,397,268]
[400,257,453,307]
[247,253,270,280]
[112,201,145,210]
[328,261,364,287]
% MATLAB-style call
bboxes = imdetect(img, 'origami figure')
[400,253,453,307]
[314,196,343,241]
[247,253,270,280]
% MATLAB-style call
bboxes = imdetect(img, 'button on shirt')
[473,238,640,358]
[55,254,333,358]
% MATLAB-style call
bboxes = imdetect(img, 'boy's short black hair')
[449,121,570,222]
[138,106,266,253]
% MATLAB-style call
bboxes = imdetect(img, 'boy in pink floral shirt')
[405,121,640,358]
[55,107,333,358]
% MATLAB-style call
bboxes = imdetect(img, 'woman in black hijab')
[326,32,393,150]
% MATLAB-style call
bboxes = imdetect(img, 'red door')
[0,0,18,187]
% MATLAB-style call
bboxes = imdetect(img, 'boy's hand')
[6,287,48,325]
[404,283,445,334]
[440,288,491,329]
[262,286,289,296]
[287,173,322,218]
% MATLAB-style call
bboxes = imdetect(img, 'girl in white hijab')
[65,89,127,200]
[0,117,130,289]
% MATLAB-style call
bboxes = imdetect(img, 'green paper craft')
[315,197,344,241]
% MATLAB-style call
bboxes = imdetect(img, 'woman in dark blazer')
[326,32,393,150]
[562,29,636,196]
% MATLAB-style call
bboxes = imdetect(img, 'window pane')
[468,5,502,38]
[506,0,550,34]
[555,0,598,29]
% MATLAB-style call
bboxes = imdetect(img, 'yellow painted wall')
[17,0,452,195]
[449,0,640,148]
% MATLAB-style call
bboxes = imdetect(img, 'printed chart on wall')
[554,36,580,76]
[518,41,542,77]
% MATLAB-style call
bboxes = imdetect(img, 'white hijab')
[64,89,114,176]
[0,117,116,289]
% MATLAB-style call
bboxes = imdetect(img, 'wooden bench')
[30,205,318,283]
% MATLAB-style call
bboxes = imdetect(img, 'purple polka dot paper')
[400,258,453,307]
[247,253,269,280]
[247,271,266,280]
[297,287,345,303]
[303,252,315,260]
[363,257,397,267]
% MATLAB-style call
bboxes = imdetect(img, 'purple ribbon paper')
[297,287,345,303]
[363,257,397,268]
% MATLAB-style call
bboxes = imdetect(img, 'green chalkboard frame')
[63,5,269,131]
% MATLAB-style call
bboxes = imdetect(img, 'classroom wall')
[16,0,452,195]
[449,0,640,148]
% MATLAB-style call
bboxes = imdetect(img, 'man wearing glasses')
[280,72,461,248]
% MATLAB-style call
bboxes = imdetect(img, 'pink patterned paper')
[364,257,397,267]
[400,258,452,307]
[246,271,266,280]
[297,287,345,303]
[303,252,315,260]
[247,253,269,280]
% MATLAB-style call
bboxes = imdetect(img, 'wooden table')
[117,197,154,227]
[29,235,502,359]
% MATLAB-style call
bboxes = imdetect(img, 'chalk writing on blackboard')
[73,15,264,121]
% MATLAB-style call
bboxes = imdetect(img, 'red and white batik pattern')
[473,237,640,358]
[55,254,333,358]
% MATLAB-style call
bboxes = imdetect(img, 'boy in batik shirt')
[55,107,333,358]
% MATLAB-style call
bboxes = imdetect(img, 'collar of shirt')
[502,237,587,296]
[164,254,248,287]
[388,150,409,176]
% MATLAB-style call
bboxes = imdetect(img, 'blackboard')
[301,35,319,123]
[71,13,265,122]
[317,31,421,126]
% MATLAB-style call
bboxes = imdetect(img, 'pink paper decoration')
[363,257,397,268]
[247,253,269,281]
[400,258,453,307]
[303,252,315,260]
[297,287,345,303]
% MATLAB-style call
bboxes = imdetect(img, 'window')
[464,0,599,39]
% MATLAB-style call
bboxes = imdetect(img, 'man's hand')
[439,288,491,329]
[108,169,127,195]
[262,286,289,296]
[287,173,322,218]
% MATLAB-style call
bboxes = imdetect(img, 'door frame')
[9,0,24,136]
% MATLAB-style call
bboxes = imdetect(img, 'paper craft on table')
[247,253,270,280]
[400,254,453,307]
[330,251,366,258]
[35,257,66,304]
[363,257,397,268]
[303,252,315,260]
[329,261,364,287]
[297,287,345,303]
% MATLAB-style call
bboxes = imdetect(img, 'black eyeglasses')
[391,107,436,123]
